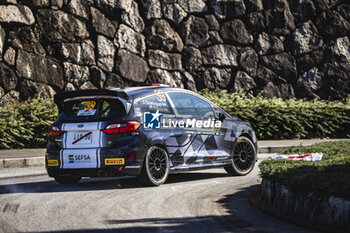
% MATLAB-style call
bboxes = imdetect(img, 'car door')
[137,92,193,168]
[167,92,226,167]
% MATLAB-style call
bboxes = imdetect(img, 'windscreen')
[57,98,126,122]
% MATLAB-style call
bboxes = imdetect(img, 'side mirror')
[218,113,225,121]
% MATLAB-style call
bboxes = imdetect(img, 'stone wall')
[0,0,349,105]
[260,179,350,232]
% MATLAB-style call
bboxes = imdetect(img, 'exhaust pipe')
[98,169,108,177]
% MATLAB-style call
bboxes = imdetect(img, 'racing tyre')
[54,175,81,185]
[138,146,170,186]
[225,136,256,176]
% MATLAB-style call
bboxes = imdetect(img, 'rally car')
[46,85,258,186]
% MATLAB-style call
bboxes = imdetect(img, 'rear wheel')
[54,175,81,185]
[138,146,170,186]
[225,136,256,176]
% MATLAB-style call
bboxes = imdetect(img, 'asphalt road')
[0,158,318,233]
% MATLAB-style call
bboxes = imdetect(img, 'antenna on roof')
[152,84,170,87]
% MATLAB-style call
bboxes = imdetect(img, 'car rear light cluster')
[48,125,63,136]
[102,121,140,134]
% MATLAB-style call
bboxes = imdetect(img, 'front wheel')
[54,175,81,185]
[138,146,170,186]
[225,136,256,176]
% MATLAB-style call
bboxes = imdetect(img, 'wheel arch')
[149,139,168,153]
[239,133,253,142]
[141,139,169,166]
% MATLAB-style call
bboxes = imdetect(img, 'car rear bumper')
[46,144,144,177]
[46,166,141,177]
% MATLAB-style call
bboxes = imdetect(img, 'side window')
[168,93,214,117]
[138,94,174,114]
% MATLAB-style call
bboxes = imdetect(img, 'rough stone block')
[25,157,45,167]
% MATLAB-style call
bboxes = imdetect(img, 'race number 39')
[84,101,96,110]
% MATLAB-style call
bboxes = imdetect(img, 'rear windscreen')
[57,98,126,122]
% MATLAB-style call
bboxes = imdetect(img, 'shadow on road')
[1,178,317,233]
[0,172,229,194]
[23,186,264,233]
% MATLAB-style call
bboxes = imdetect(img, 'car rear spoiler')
[54,89,130,105]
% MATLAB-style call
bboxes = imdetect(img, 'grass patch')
[259,140,350,200]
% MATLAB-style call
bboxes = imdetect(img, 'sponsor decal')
[77,124,84,128]
[62,149,98,169]
[197,155,216,161]
[48,160,59,166]
[72,131,92,144]
[205,155,216,161]
[68,154,74,163]
[105,158,125,165]
[154,90,166,102]
[77,109,96,116]
[198,131,220,136]
[68,154,91,164]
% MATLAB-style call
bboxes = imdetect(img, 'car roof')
[112,85,225,111]
[54,85,231,118]
[110,86,192,99]
[54,85,198,105]
[113,86,232,118]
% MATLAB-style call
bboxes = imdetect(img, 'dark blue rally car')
[46,85,258,186]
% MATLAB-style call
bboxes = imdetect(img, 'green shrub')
[0,95,58,148]
[259,140,350,200]
[0,90,349,149]
[200,89,350,139]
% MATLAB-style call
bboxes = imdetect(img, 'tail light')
[48,125,63,136]
[102,121,140,134]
